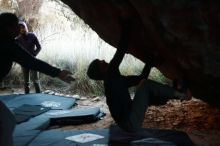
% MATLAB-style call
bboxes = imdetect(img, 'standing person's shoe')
[24,83,30,94]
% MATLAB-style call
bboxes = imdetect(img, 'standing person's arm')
[10,42,74,83]
[33,34,41,56]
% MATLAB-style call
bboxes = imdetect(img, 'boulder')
[61,0,220,107]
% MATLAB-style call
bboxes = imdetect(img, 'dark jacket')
[0,37,61,81]
[16,32,41,57]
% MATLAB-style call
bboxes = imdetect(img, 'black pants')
[22,67,41,93]
[119,79,176,132]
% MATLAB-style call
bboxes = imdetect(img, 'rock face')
[61,0,220,107]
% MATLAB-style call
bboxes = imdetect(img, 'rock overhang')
[61,0,220,107]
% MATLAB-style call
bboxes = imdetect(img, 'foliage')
[0,0,18,13]
[16,0,43,17]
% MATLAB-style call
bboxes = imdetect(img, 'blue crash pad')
[16,107,105,131]
[0,93,107,146]
[108,125,195,146]
[28,129,109,146]
[1,93,76,110]
[14,107,105,146]
[13,130,41,146]
[13,104,51,124]
[0,94,17,104]
[15,110,51,132]
[0,94,18,111]
[50,107,105,125]
[28,125,195,146]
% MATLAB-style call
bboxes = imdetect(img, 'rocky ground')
[1,87,220,146]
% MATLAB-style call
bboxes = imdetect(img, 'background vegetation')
[0,0,169,96]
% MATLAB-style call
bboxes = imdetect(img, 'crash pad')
[0,93,76,110]
[50,107,106,125]
[13,130,41,146]
[28,125,195,146]
[14,107,105,146]
[13,104,51,124]
[15,107,105,131]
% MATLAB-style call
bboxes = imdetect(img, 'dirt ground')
[1,87,220,146]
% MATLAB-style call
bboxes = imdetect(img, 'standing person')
[16,21,42,93]
[0,12,75,146]
[87,19,191,132]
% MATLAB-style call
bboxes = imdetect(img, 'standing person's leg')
[22,67,30,94]
[0,101,16,146]
[121,79,176,132]
[31,70,41,93]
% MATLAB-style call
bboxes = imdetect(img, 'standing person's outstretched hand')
[58,70,75,84]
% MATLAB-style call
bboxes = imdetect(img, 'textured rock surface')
[61,0,220,107]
